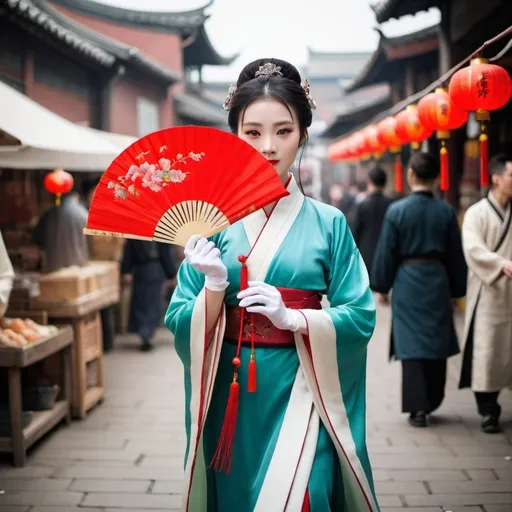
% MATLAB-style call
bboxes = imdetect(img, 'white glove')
[237,281,304,332]
[184,235,229,292]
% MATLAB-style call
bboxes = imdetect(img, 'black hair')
[227,58,313,141]
[368,167,387,188]
[408,152,439,182]
[489,153,512,184]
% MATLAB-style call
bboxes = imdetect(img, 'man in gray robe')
[33,191,89,273]
[460,153,512,434]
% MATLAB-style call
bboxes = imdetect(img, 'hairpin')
[302,79,317,110]
[255,63,283,78]
[223,84,237,111]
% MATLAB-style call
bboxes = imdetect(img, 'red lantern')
[449,58,512,186]
[395,105,433,150]
[376,116,406,193]
[417,87,469,191]
[44,169,74,206]
[363,125,385,158]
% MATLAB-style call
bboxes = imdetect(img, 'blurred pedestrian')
[459,153,512,434]
[371,152,467,428]
[0,231,15,317]
[353,167,393,272]
[33,190,89,273]
[346,181,367,230]
[121,239,176,352]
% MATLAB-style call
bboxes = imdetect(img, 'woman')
[166,58,379,511]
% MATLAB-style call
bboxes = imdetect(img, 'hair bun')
[237,58,302,87]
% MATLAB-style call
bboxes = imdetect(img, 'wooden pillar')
[404,63,415,97]
[23,48,34,98]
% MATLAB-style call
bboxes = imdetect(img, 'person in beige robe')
[460,153,512,434]
[0,231,15,317]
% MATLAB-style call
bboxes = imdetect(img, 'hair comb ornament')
[223,84,237,111]
[255,63,283,78]
[302,79,317,110]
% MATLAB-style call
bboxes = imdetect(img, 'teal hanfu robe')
[166,177,380,512]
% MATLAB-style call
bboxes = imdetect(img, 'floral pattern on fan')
[108,149,205,199]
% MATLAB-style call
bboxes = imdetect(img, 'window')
[136,96,160,137]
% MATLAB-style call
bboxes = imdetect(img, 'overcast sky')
[93,0,440,82]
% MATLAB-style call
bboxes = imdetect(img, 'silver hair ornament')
[255,63,283,78]
[223,84,237,111]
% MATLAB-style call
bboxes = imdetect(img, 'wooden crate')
[37,267,98,303]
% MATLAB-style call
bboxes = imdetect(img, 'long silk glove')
[237,281,306,332]
[184,235,229,292]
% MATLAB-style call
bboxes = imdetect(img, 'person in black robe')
[121,239,176,352]
[352,167,393,272]
[371,152,467,428]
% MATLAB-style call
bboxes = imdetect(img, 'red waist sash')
[225,288,322,347]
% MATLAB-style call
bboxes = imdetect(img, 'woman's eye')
[246,130,260,137]
[277,128,291,135]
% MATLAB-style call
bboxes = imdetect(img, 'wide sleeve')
[323,215,376,354]
[293,214,379,512]
[165,259,205,362]
[462,205,507,285]
[445,209,467,297]
[370,209,399,294]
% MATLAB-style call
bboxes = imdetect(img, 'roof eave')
[184,26,238,68]
[48,0,210,33]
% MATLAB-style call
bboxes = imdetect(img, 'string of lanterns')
[328,33,512,193]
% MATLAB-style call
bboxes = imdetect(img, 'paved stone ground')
[1,304,511,512]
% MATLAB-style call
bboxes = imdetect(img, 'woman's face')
[237,97,302,182]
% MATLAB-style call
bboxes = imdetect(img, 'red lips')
[269,160,280,165]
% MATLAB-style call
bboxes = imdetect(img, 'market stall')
[6,264,119,419]
[0,315,73,467]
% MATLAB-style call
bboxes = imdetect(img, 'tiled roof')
[49,0,210,32]
[2,0,115,67]
[371,0,439,24]
[3,0,180,83]
[345,24,439,92]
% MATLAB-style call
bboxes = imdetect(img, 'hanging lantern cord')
[479,122,489,188]
[439,140,450,192]
[55,193,62,207]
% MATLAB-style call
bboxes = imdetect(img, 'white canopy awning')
[0,81,136,171]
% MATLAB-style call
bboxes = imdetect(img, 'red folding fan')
[84,127,289,246]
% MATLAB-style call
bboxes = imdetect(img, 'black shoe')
[408,411,427,428]
[481,415,502,434]
[140,340,154,352]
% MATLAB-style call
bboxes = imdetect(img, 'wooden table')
[0,326,73,467]
[32,287,119,419]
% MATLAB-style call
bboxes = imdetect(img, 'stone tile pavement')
[1,304,511,511]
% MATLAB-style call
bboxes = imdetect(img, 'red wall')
[110,78,174,136]
[31,81,92,125]
[52,5,183,75]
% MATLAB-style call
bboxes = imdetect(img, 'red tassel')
[238,255,248,290]
[440,143,449,191]
[248,354,257,392]
[479,132,489,187]
[210,377,240,473]
[394,154,403,193]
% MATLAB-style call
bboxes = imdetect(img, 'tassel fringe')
[209,378,240,473]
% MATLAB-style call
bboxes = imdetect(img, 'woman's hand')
[237,281,303,332]
[184,235,229,291]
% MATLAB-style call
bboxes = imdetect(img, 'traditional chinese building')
[368,0,512,209]
[0,0,233,136]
